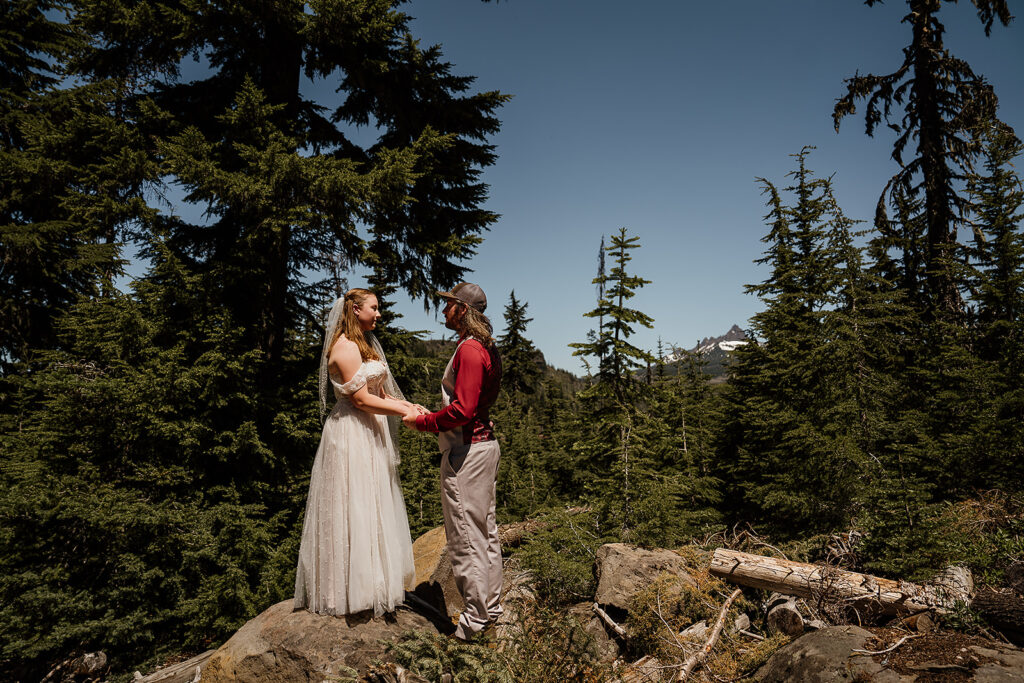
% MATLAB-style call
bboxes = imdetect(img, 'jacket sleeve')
[415,342,485,433]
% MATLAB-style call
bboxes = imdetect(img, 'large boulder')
[410,525,463,618]
[594,544,696,613]
[200,600,434,682]
[756,627,1024,682]
[410,524,538,622]
[754,626,912,682]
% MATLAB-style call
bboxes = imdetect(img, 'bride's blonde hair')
[329,288,381,361]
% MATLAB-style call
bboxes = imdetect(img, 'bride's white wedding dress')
[294,359,415,616]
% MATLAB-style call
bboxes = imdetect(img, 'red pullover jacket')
[414,337,502,444]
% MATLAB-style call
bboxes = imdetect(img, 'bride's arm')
[332,340,415,418]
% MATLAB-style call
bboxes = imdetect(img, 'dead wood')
[851,633,922,655]
[136,651,215,683]
[674,588,742,682]
[766,595,804,637]
[593,602,628,639]
[710,549,971,616]
[971,586,1024,641]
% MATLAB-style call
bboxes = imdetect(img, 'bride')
[294,288,418,616]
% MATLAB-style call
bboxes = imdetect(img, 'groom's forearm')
[414,407,469,432]
[414,344,485,432]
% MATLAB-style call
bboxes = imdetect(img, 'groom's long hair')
[460,305,495,348]
[330,288,381,361]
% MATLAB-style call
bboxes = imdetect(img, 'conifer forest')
[2,1,1023,680]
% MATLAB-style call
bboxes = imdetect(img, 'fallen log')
[136,650,215,683]
[765,593,803,637]
[971,586,1024,641]
[709,549,971,616]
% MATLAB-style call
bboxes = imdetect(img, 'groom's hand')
[402,411,419,429]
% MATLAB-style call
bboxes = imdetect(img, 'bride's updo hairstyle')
[330,288,381,362]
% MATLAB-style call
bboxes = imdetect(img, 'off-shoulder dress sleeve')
[334,368,367,397]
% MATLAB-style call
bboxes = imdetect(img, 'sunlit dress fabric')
[294,360,414,616]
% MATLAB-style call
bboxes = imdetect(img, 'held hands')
[401,403,431,430]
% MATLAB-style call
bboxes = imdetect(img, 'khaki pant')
[440,439,502,639]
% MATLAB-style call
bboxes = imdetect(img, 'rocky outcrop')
[754,628,1024,682]
[755,626,910,682]
[594,543,695,612]
[139,535,1024,683]
[200,601,434,682]
[971,644,1024,681]
[198,526,538,683]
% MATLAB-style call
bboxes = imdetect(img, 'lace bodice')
[331,360,388,400]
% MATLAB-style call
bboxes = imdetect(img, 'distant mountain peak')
[656,325,749,367]
[691,324,748,354]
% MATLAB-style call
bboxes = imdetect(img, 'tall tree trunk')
[258,11,302,372]
[911,0,958,315]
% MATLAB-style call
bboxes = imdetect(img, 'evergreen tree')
[498,290,541,397]
[570,227,654,395]
[833,0,1014,315]
[0,247,316,677]
[569,228,660,540]
[644,348,724,543]
[1,3,153,369]
[967,125,1024,490]
[67,0,508,375]
[722,150,881,535]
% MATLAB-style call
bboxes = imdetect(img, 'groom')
[403,282,503,641]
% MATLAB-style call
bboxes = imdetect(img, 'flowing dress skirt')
[294,402,414,616]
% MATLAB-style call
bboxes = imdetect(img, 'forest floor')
[861,628,1009,681]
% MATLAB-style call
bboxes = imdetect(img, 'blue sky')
[350,0,1024,372]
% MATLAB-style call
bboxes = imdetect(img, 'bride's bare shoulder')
[330,335,361,368]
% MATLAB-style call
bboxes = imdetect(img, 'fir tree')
[0,246,316,676]
[498,290,541,397]
[569,228,660,540]
[967,125,1024,490]
[0,3,152,369]
[570,227,654,395]
[723,150,880,535]
[67,0,508,374]
[833,0,1014,315]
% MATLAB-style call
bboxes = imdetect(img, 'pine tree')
[722,150,882,535]
[569,228,662,540]
[967,125,1024,490]
[498,290,541,397]
[833,0,1014,315]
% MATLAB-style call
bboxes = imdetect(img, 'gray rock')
[754,626,914,682]
[70,651,107,676]
[971,645,1024,681]
[593,544,695,612]
[410,525,462,618]
[568,603,621,663]
[733,613,751,632]
[201,600,435,682]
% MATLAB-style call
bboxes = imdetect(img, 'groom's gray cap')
[437,282,487,313]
